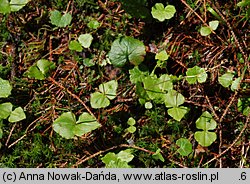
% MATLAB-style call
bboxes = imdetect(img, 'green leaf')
[126,126,136,133]
[129,66,148,84]
[218,72,234,87]
[99,80,118,100]
[87,20,100,29]
[194,111,217,147]
[237,98,250,116]
[200,26,212,36]
[78,34,93,48]
[52,112,76,139]
[176,138,192,156]
[155,50,169,61]
[158,74,173,92]
[0,0,11,14]
[186,66,207,84]
[167,106,188,121]
[0,102,13,119]
[164,5,176,19]
[237,0,250,7]
[145,101,152,109]
[117,149,134,162]
[108,36,146,67]
[0,78,12,98]
[231,77,241,91]
[152,149,165,162]
[37,59,56,75]
[194,131,217,147]
[27,59,55,80]
[50,10,72,27]
[165,90,185,108]
[196,111,217,131]
[0,128,2,139]
[151,3,176,22]
[27,65,45,80]
[127,117,136,126]
[209,20,219,30]
[8,107,26,123]
[69,40,83,52]
[74,112,101,136]
[10,0,29,12]
[101,150,133,168]
[90,92,110,109]
[53,112,100,139]
[143,76,166,103]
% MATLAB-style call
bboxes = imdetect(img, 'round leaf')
[127,126,136,133]
[74,112,101,136]
[218,72,234,88]
[0,78,12,98]
[69,40,83,52]
[231,77,241,91]
[0,102,13,119]
[37,59,56,75]
[165,90,185,108]
[52,112,76,139]
[8,107,26,123]
[194,131,217,147]
[87,20,100,29]
[90,92,110,109]
[78,34,93,48]
[145,101,153,109]
[50,10,72,27]
[176,138,193,156]
[108,36,146,67]
[186,66,207,84]
[151,3,167,22]
[164,5,176,19]
[99,80,118,100]
[127,117,136,126]
[200,26,212,36]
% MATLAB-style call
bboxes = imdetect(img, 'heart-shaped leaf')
[50,10,72,27]
[74,112,100,136]
[78,33,93,48]
[8,107,26,123]
[152,148,165,162]
[0,102,13,119]
[0,78,12,98]
[209,20,219,30]
[52,112,100,139]
[69,40,83,52]
[218,72,234,88]
[165,90,185,108]
[99,80,118,100]
[186,66,207,84]
[27,59,56,80]
[194,111,217,147]
[194,131,217,147]
[167,106,188,121]
[176,138,193,156]
[108,36,146,67]
[200,26,212,36]
[196,111,217,131]
[155,50,169,61]
[90,92,110,109]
